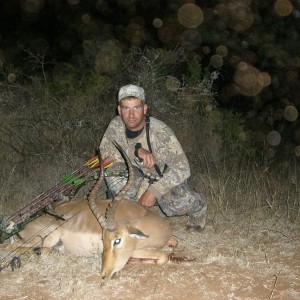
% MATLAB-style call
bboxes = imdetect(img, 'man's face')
[118,98,148,131]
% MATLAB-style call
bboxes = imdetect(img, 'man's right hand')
[137,148,156,168]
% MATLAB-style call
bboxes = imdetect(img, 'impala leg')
[1,239,62,256]
[166,236,178,248]
[129,249,169,265]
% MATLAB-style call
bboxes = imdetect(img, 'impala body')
[10,142,177,279]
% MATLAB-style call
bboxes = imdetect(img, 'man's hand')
[138,190,157,207]
[137,148,156,168]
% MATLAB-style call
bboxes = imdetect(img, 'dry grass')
[0,49,299,299]
[0,212,299,300]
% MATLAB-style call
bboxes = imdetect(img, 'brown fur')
[12,198,176,279]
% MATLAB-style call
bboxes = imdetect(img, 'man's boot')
[186,195,207,233]
[187,214,206,232]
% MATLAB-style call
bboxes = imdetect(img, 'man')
[99,84,207,231]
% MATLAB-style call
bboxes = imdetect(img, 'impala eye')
[113,238,121,246]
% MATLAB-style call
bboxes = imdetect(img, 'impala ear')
[127,225,149,240]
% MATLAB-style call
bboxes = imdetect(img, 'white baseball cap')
[118,84,145,102]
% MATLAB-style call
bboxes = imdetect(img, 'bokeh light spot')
[166,76,181,92]
[274,0,293,16]
[266,130,281,146]
[125,22,145,46]
[178,4,204,28]
[81,14,91,24]
[94,39,123,75]
[202,46,211,55]
[234,62,265,96]
[295,145,300,157]
[21,0,44,13]
[286,70,298,82]
[153,18,163,29]
[258,72,272,87]
[224,2,254,32]
[214,4,227,17]
[293,9,300,18]
[210,55,223,68]
[67,0,80,5]
[216,45,228,57]
[284,106,298,121]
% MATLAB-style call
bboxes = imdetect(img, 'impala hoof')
[33,247,42,255]
[166,236,178,248]
[11,256,21,271]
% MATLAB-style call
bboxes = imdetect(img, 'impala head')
[100,222,148,279]
[88,141,149,279]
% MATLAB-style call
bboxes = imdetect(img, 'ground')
[0,210,299,300]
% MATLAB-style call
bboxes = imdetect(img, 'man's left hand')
[138,190,157,207]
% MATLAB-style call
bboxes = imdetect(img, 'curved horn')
[88,152,107,229]
[105,141,136,231]
[113,141,136,201]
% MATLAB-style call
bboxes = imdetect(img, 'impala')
[7,142,177,279]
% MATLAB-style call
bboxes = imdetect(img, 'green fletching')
[73,178,87,188]
[60,174,87,188]
[60,173,76,184]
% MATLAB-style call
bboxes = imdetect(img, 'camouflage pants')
[105,167,206,219]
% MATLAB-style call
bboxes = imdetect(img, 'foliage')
[182,56,212,88]
[0,47,299,223]
[119,47,185,114]
[214,110,258,163]
[198,151,300,222]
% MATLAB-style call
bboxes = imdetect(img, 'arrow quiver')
[0,156,109,244]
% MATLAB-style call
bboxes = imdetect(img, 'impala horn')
[87,150,107,229]
[105,141,136,231]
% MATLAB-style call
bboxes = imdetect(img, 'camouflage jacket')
[99,116,191,198]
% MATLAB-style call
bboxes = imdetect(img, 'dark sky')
[0,0,299,117]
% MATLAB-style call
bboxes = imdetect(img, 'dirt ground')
[0,210,299,300]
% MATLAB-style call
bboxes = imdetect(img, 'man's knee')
[157,186,206,217]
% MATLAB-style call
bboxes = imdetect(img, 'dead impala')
[7,142,177,279]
